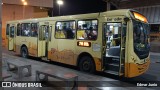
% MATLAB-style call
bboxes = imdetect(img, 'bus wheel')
[21,47,28,58]
[79,56,95,73]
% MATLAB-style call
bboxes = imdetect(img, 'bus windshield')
[133,20,150,59]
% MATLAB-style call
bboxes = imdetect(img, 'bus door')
[8,25,15,51]
[103,18,126,76]
[38,23,49,57]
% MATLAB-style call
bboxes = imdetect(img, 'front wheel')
[21,46,28,58]
[79,56,95,73]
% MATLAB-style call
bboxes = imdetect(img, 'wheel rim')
[22,48,27,57]
[82,60,91,71]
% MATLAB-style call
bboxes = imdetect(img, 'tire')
[79,56,95,73]
[21,46,28,58]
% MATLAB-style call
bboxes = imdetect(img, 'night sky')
[50,0,107,16]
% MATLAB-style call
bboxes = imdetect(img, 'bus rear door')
[8,24,15,51]
[38,22,49,58]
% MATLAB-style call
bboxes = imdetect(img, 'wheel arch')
[20,44,29,57]
[76,52,95,67]
[21,44,28,50]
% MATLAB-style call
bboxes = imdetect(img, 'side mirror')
[124,17,129,25]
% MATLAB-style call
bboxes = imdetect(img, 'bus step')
[105,63,119,71]
[105,57,120,64]
[104,70,119,75]
[41,57,49,61]
[108,63,119,67]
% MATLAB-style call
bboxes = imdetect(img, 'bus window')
[6,24,10,36]
[17,23,21,36]
[55,21,75,39]
[31,23,38,37]
[77,20,98,40]
[21,23,31,36]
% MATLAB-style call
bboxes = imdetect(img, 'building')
[2,0,53,46]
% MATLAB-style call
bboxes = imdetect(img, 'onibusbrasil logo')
[2,82,43,87]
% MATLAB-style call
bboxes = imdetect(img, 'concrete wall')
[2,0,53,8]
[2,4,48,46]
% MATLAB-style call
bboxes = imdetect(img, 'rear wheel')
[21,46,28,58]
[79,56,95,73]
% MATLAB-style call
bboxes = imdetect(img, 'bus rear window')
[77,20,98,40]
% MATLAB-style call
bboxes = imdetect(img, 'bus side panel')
[28,37,38,57]
[15,37,28,54]
[15,36,21,54]
[75,41,102,71]
[8,37,14,50]
[57,39,76,65]
[5,36,9,50]
[38,40,45,57]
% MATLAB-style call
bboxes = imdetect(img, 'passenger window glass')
[21,23,31,36]
[17,23,21,36]
[55,21,75,39]
[31,23,38,37]
[77,20,98,40]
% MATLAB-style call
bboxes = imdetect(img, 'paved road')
[2,48,160,90]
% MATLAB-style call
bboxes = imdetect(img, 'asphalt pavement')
[1,48,160,90]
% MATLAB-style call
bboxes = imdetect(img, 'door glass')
[40,25,49,40]
[49,26,52,41]
[10,26,15,38]
[104,23,121,56]
[6,24,10,36]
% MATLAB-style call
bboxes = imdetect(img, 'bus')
[6,9,150,78]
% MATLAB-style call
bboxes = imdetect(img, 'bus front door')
[103,21,126,76]
[38,24,49,57]
[8,25,15,51]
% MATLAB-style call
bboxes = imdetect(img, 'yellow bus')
[6,9,150,78]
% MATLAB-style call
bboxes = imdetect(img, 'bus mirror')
[124,17,129,24]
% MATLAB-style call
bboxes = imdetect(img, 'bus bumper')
[125,59,150,78]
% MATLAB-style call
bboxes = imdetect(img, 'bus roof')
[7,9,133,23]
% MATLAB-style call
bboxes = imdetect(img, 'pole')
[59,4,60,16]
[52,0,54,16]
[0,0,2,82]
[107,2,110,11]
[23,5,25,19]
